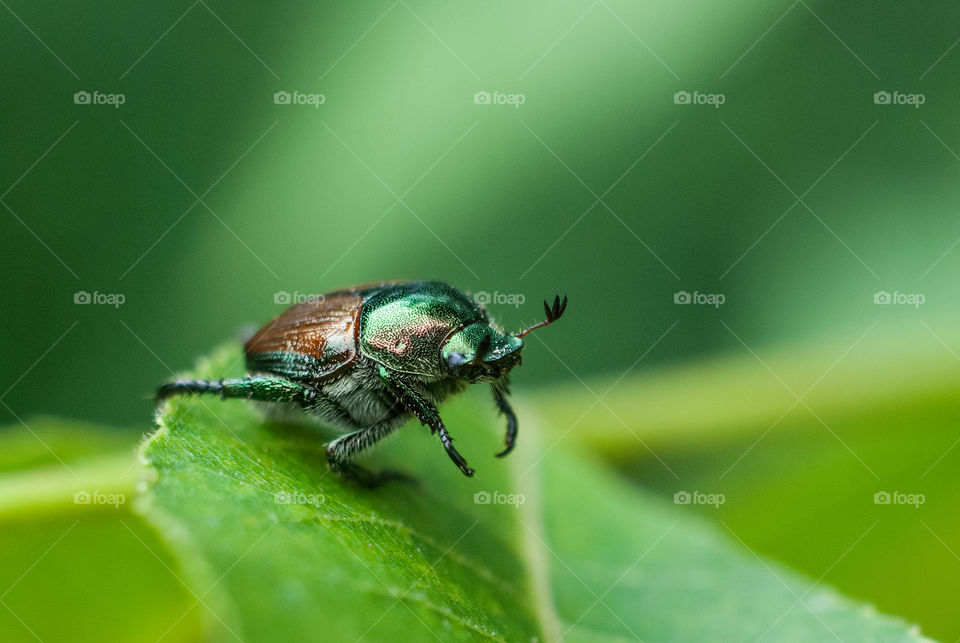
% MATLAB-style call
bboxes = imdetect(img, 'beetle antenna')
[515,295,567,338]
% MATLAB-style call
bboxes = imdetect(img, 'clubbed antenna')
[515,295,567,338]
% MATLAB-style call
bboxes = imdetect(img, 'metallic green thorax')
[359,281,516,377]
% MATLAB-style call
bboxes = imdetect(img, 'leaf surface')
[138,345,930,641]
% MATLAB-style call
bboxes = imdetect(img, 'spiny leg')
[325,423,413,487]
[436,424,473,476]
[491,381,518,457]
[378,366,474,477]
[156,376,317,406]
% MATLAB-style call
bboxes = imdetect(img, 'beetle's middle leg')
[377,366,475,477]
[325,423,412,487]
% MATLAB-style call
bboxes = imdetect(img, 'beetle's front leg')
[377,366,475,477]
[491,381,518,457]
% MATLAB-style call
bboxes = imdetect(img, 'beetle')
[156,281,566,483]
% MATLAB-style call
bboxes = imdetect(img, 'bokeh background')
[3,0,960,640]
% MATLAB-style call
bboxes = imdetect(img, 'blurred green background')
[2,0,960,640]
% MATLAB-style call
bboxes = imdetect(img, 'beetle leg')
[156,376,317,406]
[491,382,518,457]
[378,366,475,477]
[434,424,474,477]
[325,424,415,487]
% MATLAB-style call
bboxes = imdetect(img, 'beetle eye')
[446,353,466,369]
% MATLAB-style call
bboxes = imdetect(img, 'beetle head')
[442,323,523,382]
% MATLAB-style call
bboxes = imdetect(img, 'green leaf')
[0,419,202,643]
[531,320,960,458]
[544,322,960,641]
[138,344,930,642]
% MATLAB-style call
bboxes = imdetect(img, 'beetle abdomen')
[245,291,366,381]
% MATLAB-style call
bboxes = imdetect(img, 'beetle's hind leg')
[325,423,414,487]
[156,376,317,406]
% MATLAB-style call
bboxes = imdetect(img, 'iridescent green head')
[441,323,523,382]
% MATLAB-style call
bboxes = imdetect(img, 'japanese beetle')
[157,281,566,482]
